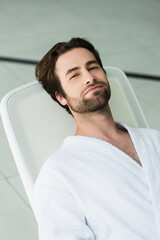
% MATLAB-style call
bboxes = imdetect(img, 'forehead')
[55,48,97,77]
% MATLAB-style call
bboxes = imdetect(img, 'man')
[34,38,160,239]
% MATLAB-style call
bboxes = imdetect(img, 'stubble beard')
[65,84,111,114]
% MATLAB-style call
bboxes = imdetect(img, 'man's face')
[55,47,111,114]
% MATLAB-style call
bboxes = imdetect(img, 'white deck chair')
[0,66,149,213]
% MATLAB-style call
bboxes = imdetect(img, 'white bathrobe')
[34,123,160,240]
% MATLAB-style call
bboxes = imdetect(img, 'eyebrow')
[65,60,98,76]
[86,60,98,67]
[66,67,80,76]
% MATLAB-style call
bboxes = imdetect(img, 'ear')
[55,91,67,106]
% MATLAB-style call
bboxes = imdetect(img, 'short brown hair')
[35,37,105,115]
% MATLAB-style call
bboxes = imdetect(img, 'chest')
[108,138,142,167]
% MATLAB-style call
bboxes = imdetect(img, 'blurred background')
[0,0,160,239]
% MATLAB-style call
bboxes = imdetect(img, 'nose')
[84,70,96,85]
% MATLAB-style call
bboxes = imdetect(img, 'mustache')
[82,81,107,95]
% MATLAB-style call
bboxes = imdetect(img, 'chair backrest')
[0,66,149,210]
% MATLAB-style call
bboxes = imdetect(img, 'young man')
[34,38,160,240]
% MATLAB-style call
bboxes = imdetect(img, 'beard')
[64,81,111,114]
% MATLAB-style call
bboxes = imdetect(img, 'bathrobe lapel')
[124,123,160,231]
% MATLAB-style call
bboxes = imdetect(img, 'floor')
[0,0,160,239]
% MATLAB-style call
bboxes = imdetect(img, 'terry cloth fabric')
[34,123,160,240]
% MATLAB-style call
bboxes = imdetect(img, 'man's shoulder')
[129,125,160,143]
[121,122,160,142]
[134,126,160,137]
[34,136,79,184]
[40,139,73,171]
[34,147,71,190]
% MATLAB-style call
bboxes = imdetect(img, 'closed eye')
[89,66,98,71]
[70,73,79,79]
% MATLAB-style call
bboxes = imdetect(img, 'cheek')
[102,73,108,84]
[101,70,107,79]
[66,81,83,96]
[63,86,80,99]
[94,69,106,79]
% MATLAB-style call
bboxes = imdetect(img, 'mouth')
[84,85,103,96]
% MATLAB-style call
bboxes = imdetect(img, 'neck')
[73,105,125,141]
